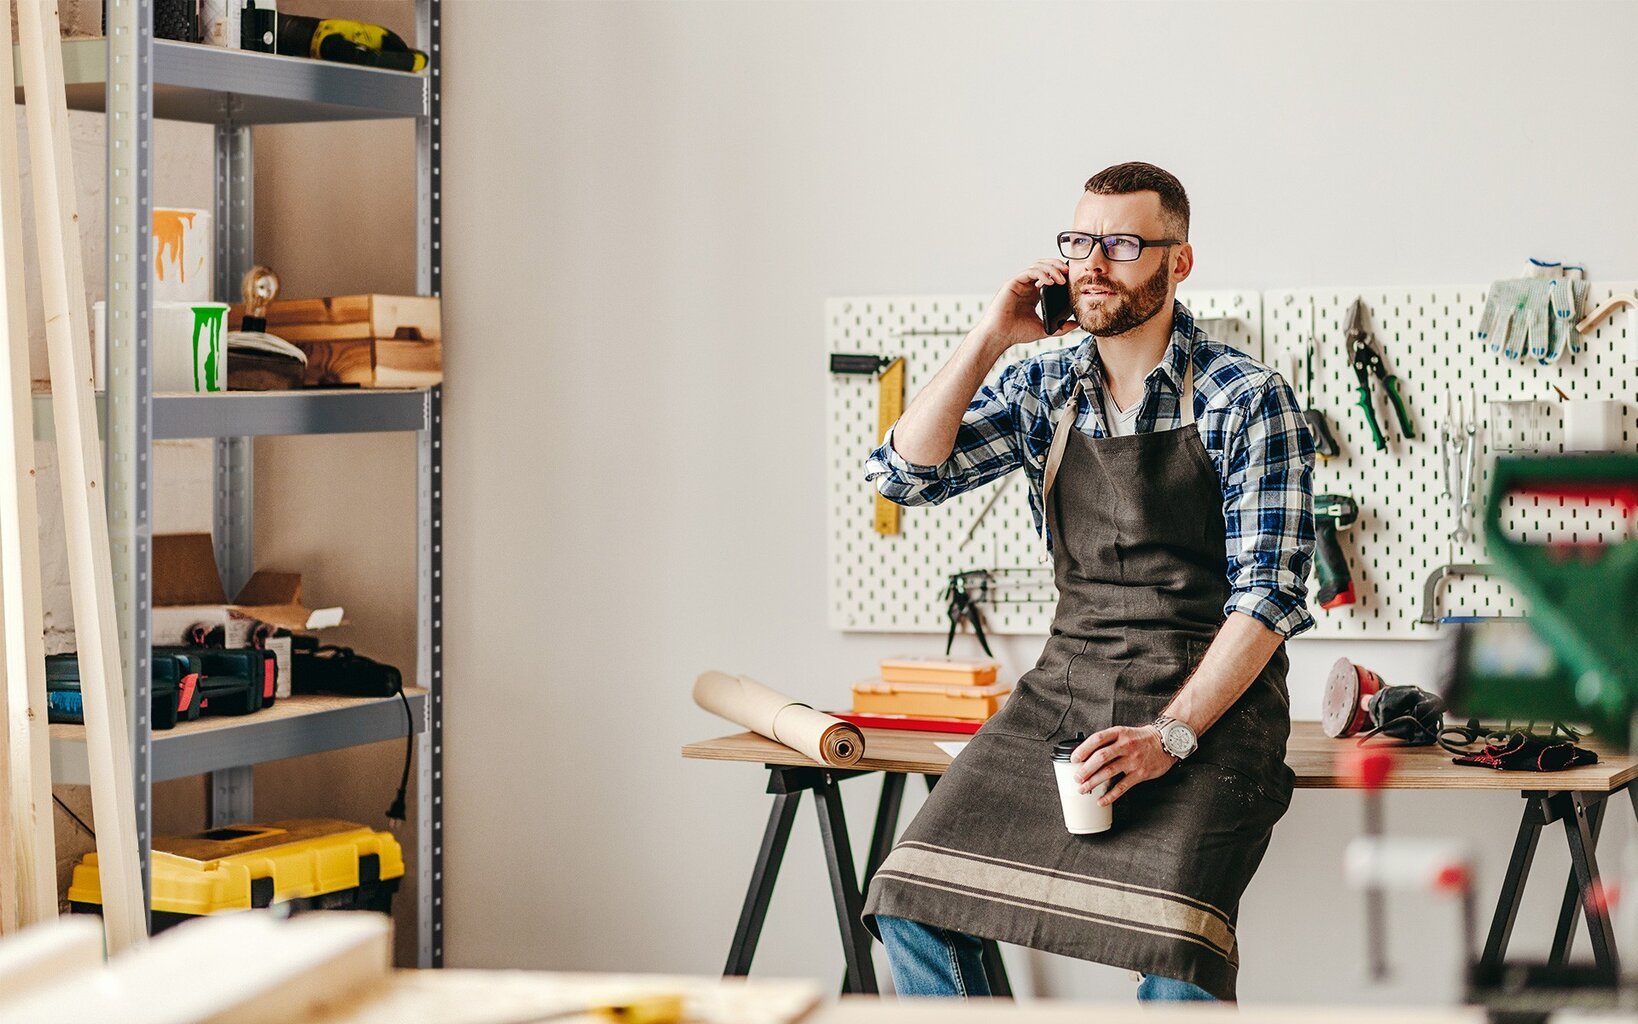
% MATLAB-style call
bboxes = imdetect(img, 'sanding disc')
[1322,657,1383,738]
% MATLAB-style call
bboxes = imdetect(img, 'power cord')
[387,686,413,824]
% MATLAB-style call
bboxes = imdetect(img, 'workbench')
[682,721,1638,995]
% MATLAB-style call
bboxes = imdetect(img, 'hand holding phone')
[1038,283,1073,336]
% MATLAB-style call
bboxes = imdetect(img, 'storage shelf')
[155,389,431,438]
[12,38,426,124]
[33,389,430,440]
[50,688,427,784]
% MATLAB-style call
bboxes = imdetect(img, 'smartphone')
[1038,283,1073,335]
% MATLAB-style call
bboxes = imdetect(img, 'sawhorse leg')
[723,765,876,993]
[1480,788,1623,973]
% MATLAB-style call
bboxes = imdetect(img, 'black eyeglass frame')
[1056,231,1183,262]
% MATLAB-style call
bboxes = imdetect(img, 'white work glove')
[1477,260,1587,363]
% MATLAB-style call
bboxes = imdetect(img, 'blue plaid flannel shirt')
[865,301,1317,639]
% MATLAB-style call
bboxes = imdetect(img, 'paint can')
[94,301,229,393]
[153,208,214,304]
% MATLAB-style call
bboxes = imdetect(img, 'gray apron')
[863,354,1295,1001]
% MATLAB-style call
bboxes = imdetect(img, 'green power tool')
[1440,455,1638,745]
[1314,494,1359,609]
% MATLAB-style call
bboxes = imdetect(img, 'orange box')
[878,656,999,687]
[852,680,1011,721]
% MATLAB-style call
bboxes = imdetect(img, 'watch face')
[1162,721,1197,756]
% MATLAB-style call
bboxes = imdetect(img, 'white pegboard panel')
[1262,284,1638,640]
[827,291,1262,634]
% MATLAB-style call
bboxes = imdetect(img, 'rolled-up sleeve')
[864,359,1032,507]
[1219,375,1316,638]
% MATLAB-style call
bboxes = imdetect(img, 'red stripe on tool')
[1320,582,1357,610]
[178,673,198,712]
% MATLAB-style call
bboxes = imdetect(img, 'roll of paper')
[693,671,864,768]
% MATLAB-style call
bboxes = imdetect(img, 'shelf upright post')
[415,0,444,970]
[208,114,257,828]
[104,0,155,930]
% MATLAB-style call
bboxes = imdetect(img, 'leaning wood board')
[16,0,145,952]
[684,720,1638,793]
[0,0,58,931]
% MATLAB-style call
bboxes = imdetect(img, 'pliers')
[1345,298,1414,452]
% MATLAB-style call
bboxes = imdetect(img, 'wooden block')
[295,340,375,387]
[372,339,442,388]
[230,294,441,343]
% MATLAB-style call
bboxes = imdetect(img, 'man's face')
[1067,190,1189,338]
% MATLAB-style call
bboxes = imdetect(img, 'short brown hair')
[1084,162,1190,241]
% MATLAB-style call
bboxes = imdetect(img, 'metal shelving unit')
[25,0,444,967]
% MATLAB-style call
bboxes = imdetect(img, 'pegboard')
[826,291,1262,634]
[1262,284,1638,639]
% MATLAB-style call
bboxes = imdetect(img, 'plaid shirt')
[865,301,1316,639]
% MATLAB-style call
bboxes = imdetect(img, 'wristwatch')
[1153,715,1198,761]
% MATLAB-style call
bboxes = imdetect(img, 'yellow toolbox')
[852,680,1011,721]
[879,656,999,687]
[68,819,403,932]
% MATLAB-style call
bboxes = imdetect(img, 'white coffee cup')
[1051,734,1112,835]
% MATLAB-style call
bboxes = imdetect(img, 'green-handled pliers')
[1345,298,1414,452]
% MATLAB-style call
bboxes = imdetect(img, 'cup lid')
[1051,733,1088,760]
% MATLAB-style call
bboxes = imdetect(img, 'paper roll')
[693,671,864,768]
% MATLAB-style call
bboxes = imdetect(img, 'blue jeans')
[877,915,1219,1002]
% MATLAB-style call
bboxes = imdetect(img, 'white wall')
[439,0,1638,1006]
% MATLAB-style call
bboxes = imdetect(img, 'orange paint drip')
[153,210,198,283]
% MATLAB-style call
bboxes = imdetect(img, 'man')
[860,162,1315,1003]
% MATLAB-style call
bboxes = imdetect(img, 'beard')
[1072,256,1172,337]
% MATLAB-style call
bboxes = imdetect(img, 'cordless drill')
[1314,494,1360,609]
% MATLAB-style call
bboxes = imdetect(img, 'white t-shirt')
[1102,389,1144,437]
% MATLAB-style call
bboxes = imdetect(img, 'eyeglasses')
[1057,231,1182,262]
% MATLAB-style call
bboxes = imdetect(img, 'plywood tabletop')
[684,720,1638,793]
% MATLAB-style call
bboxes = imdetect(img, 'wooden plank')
[2,911,390,1024]
[684,720,1638,793]
[331,971,820,1024]
[15,0,145,953]
[0,917,103,1007]
[811,997,1483,1024]
[0,0,59,933]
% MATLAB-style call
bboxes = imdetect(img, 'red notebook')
[831,712,984,735]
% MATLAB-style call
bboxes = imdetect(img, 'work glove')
[1477,260,1587,363]
[1451,731,1598,772]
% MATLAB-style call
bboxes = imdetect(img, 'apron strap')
[1041,377,1085,506]
[1178,349,1197,427]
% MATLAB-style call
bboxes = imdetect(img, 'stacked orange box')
[849,657,1011,725]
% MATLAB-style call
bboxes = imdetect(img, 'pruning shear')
[1345,298,1415,451]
